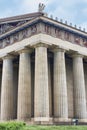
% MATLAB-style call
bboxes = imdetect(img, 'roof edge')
[0,12,44,23]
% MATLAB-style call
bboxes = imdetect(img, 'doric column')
[34,43,49,121]
[1,55,14,120]
[73,54,87,120]
[17,49,31,120]
[53,48,68,120]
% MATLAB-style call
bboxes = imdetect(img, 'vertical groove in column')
[34,45,49,121]
[73,55,86,119]
[54,49,68,119]
[1,56,14,120]
[17,50,31,120]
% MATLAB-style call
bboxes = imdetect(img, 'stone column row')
[0,49,32,121]
[53,49,87,122]
[0,44,87,122]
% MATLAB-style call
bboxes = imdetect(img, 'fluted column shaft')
[1,55,14,120]
[34,44,49,121]
[17,49,31,120]
[54,48,68,119]
[73,54,86,119]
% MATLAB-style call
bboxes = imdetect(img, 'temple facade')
[0,7,87,124]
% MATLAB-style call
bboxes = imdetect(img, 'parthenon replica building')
[0,4,87,125]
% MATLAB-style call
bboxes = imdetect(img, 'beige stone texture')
[1,56,14,120]
[0,31,87,123]
[17,50,31,120]
[34,45,49,121]
[53,48,68,119]
[0,34,87,58]
[73,54,87,119]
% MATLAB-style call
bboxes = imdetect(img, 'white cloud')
[19,0,48,13]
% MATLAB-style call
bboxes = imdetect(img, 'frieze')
[0,24,14,35]
[55,28,61,38]
[0,22,87,49]
[22,30,28,38]
[0,21,27,36]
[31,25,37,35]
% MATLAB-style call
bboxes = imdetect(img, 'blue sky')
[0,0,87,30]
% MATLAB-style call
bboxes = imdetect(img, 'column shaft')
[1,56,14,120]
[54,49,68,119]
[17,50,31,120]
[73,55,86,119]
[34,45,49,121]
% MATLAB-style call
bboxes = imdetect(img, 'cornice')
[0,12,43,24]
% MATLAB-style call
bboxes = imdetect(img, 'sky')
[0,0,87,30]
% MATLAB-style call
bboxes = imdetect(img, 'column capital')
[15,46,33,54]
[2,54,15,60]
[72,52,84,58]
[18,48,33,54]
[51,47,66,53]
[33,43,48,48]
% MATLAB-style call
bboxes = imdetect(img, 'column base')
[78,119,87,125]
[17,118,31,122]
[78,119,87,122]
[34,117,50,122]
[53,118,72,125]
[33,117,53,125]
[1,118,87,125]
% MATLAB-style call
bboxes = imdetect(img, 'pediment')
[0,12,43,36]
